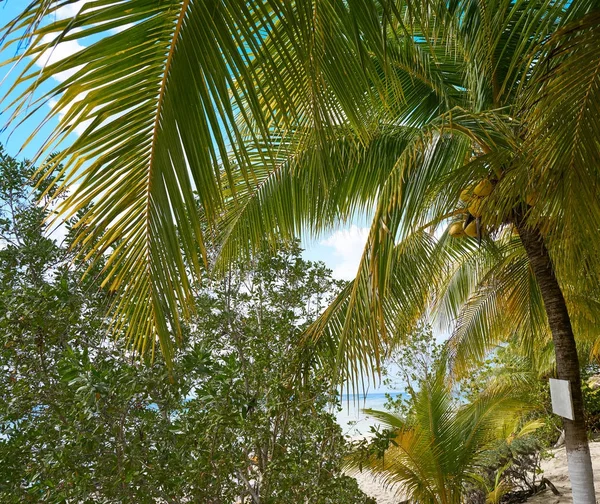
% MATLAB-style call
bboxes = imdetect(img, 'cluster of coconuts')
[449,178,494,239]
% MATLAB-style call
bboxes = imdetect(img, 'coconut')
[464,221,478,237]
[473,179,493,197]
[468,198,484,218]
[460,188,473,202]
[449,222,465,237]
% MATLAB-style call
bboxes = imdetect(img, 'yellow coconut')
[468,198,484,218]
[473,178,493,197]
[464,220,478,237]
[460,188,473,202]
[449,222,465,237]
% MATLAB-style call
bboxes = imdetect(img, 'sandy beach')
[352,469,404,503]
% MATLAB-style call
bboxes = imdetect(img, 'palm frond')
[521,9,600,282]
[1,0,378,360]
[213,125,416,270]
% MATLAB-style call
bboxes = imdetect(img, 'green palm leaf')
[1,0,379,360]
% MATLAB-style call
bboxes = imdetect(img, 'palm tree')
[3,1,600,501]
[345,358,539,504]
[213,3,600,500]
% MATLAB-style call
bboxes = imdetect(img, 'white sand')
[352,469,404,503]
[527,441,600,503]
[351,441,600,503]
[345,433,406,503]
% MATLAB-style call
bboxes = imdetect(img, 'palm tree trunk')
[515,215,596,503]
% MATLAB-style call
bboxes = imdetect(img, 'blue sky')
[1,1,96,159]
[1,3,45,154]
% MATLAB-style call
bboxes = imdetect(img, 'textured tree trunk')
[515,216,596,503]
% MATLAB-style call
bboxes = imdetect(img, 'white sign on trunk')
[549,378,574,420]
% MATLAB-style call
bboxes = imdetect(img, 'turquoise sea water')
[334,392,405,437]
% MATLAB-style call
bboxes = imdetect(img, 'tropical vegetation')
[347,357,541,504]
[349,326,575,503]
[2,0,600,502]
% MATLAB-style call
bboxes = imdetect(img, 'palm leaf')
[1,0,378,360]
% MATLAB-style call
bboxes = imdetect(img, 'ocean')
[333,392,405,437]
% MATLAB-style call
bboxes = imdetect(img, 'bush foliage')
[0,146,371,503]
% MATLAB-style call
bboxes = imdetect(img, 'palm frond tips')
[523,10,600,194]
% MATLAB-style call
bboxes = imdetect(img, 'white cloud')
[320,225,370,280]
[39,2,87,82]
[55,1,87,20]
[47,219,70,245]
[111,22,134,34]
[48,94,91,136]
[38,32,85,82]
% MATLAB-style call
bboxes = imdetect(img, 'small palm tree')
[345,359,536,504]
